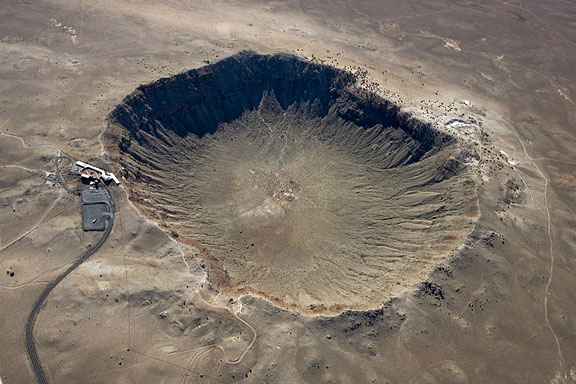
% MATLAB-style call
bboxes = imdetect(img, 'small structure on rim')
[73,160,121,185]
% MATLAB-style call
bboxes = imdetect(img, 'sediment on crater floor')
[104,51,479,314]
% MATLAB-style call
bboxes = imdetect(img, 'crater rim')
[104,51,479,315]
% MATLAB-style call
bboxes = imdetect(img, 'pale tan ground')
[1,0,576,383]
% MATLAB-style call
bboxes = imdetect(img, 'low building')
[75,160,121,185]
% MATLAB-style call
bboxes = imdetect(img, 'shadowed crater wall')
[105,52,478,314]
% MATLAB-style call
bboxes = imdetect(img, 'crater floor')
[105,52,478,313]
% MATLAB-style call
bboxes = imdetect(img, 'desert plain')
[1,0,576,383]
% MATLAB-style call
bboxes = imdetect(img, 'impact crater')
[105,52,478,314]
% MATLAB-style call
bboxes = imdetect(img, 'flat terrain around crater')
[1,0,576,383]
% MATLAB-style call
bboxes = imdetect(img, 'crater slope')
[105,52,478,314]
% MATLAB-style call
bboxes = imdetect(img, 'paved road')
[26,156,115,384]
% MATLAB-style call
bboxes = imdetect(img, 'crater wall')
[105,52,479,314]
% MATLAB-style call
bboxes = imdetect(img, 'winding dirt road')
[25,157,116,384]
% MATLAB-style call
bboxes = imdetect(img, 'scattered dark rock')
[434,266,453,277]
[503,178,523,205]
[416,281,445,300]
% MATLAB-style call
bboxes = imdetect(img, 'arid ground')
[1,0,576,383]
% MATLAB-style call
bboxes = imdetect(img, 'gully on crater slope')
[104,51,479,314]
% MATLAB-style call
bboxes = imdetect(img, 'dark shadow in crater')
[110,51,448,161]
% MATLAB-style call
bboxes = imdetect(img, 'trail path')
[511,127,567,382]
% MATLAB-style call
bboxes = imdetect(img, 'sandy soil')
[1,0,575,383]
